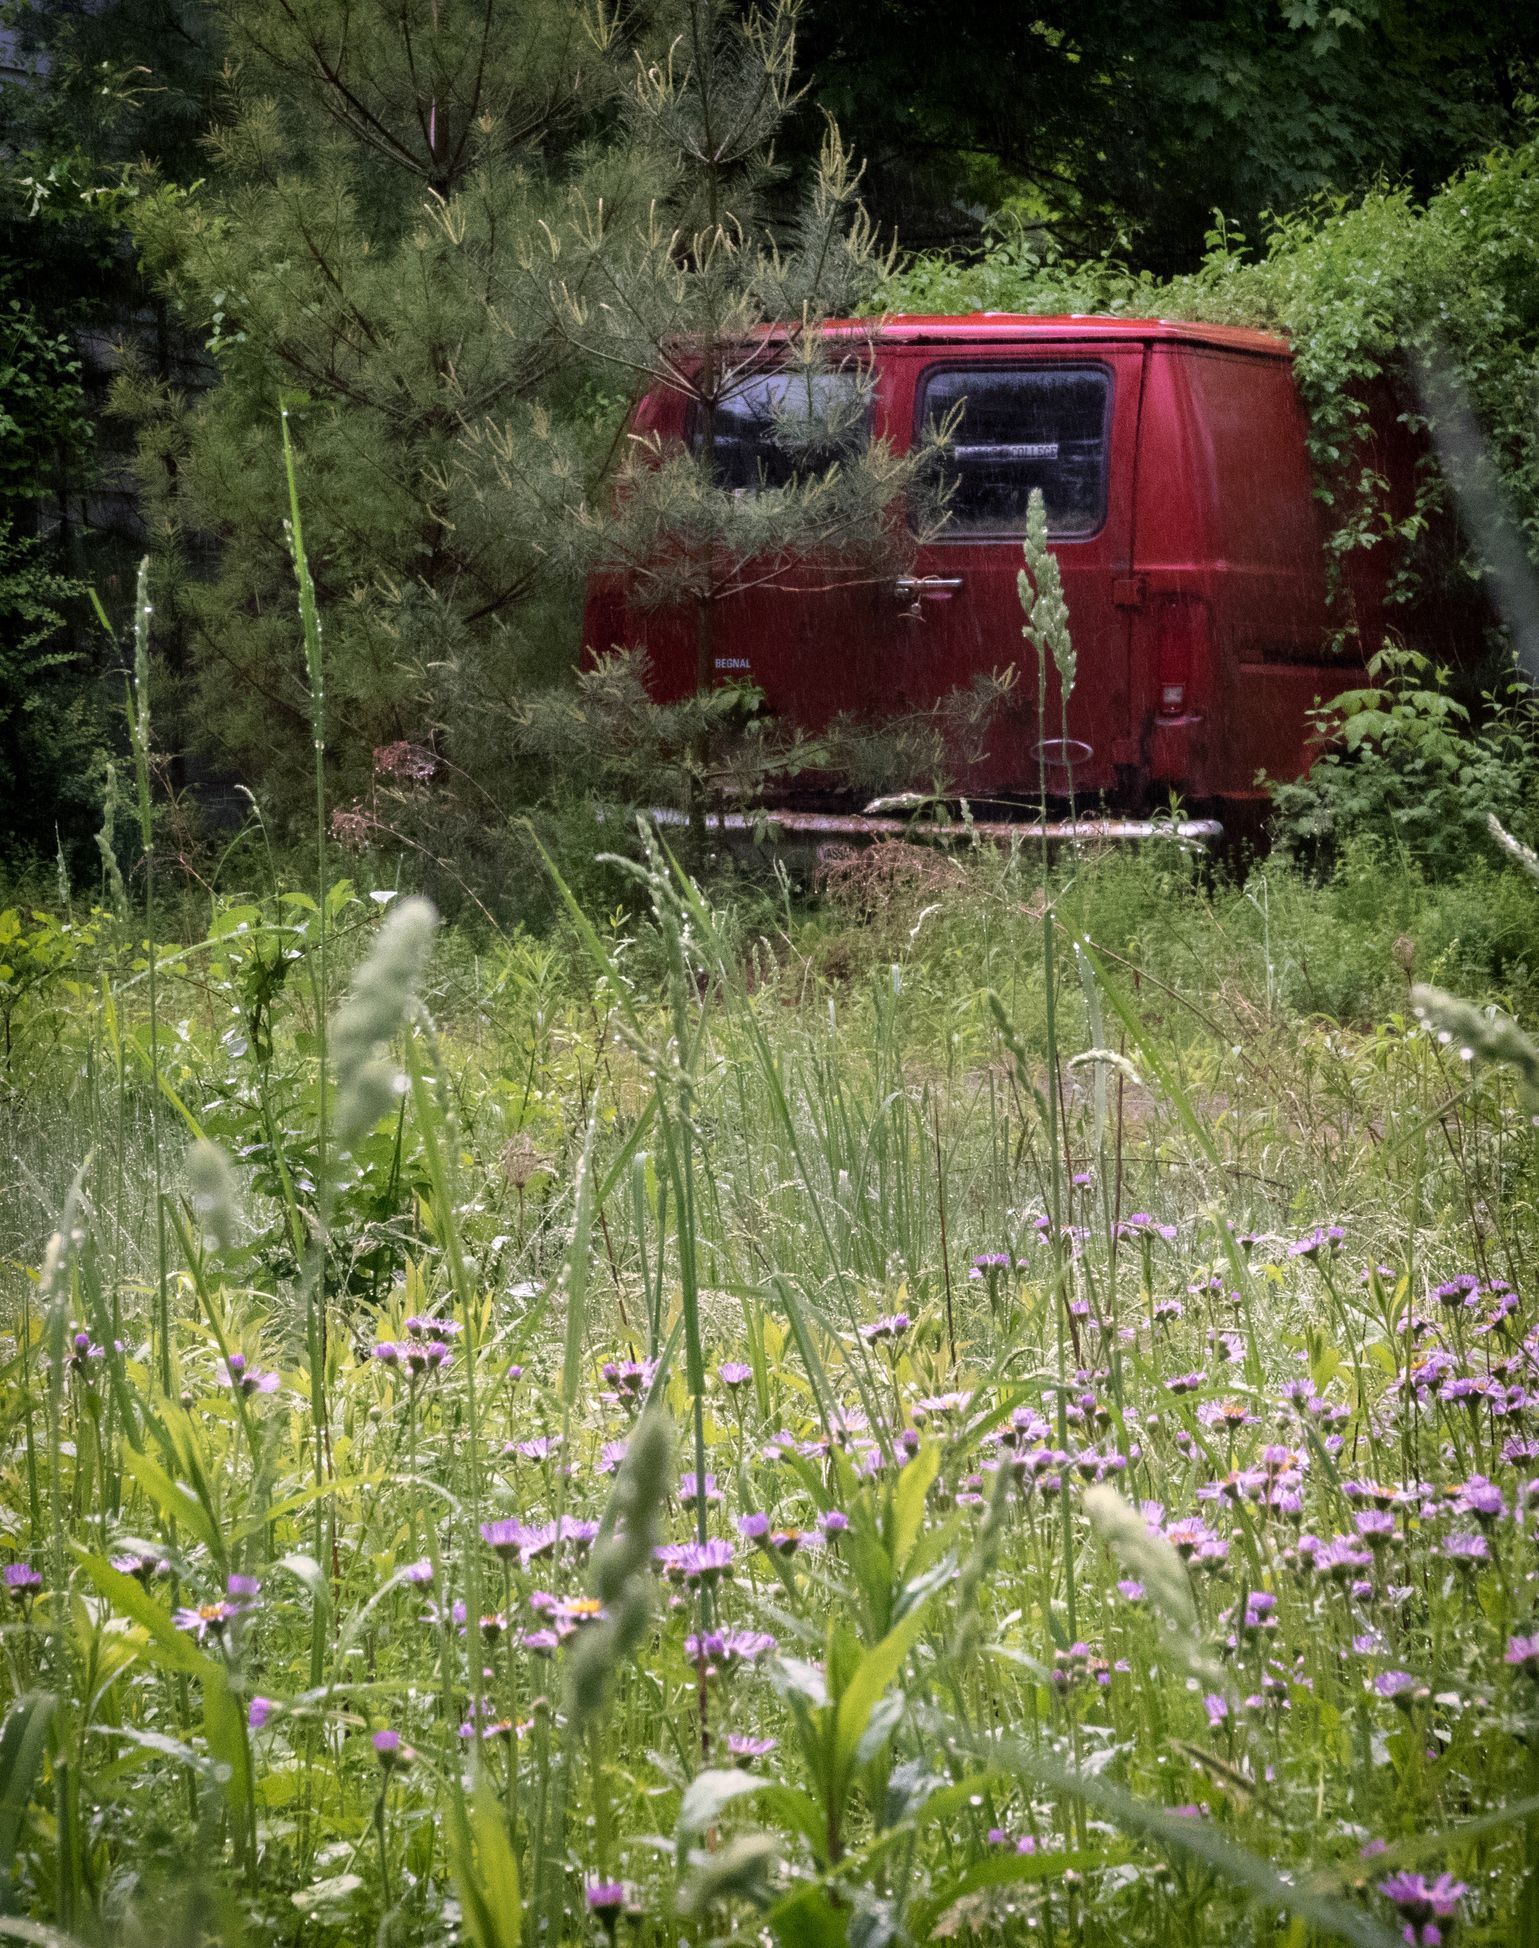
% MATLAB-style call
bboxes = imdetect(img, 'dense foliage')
[797,0,1539,266]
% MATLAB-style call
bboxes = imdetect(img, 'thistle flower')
[718,1362,753,1389]
[248,1696,274,1730]
[373,1728,414,1769]
[481,1518,526,1561]
[677,1472,721,1508]
[1505,1634,1539,1676]
[1288,1225,1346,1261]
[404,1315,460,1340]
[685,1628,777,1671]
[225,1352,280,1397]
[4,1563,42,1610]
[173,1597,249,1642]
[1378,1871,1466,1946]
[860,1313,911,1344]
[726,1733,778,1761]
[110,1550,170,1584]
[675,1539,734,1588]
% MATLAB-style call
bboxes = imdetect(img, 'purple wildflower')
[4,1563,42,1609]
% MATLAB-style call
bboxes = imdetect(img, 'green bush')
[1269,645,1539,871]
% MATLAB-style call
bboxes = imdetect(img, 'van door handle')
[895,575,965,599]
[895,575,964,619]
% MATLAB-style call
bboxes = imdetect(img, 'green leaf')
[120,1446,221,1560]
[913,1845,1114,1937]
[889,1442,940,1569]
[0,1694,53,1895]
[678,1767,766,1840]
[768,1883,849,1948]
[831,1596,933,1789]
[448,1778,522,1948]
[202,1664,254,1834]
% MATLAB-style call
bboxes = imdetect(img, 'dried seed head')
[331,897,438,1151]
[186,1139,242,1254]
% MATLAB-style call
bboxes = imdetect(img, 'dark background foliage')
[1,0,1537,875]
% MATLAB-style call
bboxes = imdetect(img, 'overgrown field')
[5,835,1539,1946]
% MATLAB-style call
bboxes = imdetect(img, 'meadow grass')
[3,825,1539,1946]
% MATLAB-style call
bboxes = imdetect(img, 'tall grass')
[4,501,1539,1943]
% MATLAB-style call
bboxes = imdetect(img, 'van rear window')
[697,371,870,492]
[919,365,1110,537]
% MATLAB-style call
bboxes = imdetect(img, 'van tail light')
[1155,598,1201,717]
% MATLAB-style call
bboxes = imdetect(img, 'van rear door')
[889,342,1146,804]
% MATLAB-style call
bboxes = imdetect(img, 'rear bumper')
[642,807,1224,849]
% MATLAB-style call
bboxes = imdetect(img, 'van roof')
[839,313,1291,357]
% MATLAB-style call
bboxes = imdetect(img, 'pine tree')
[461,0,942,819]
[115,0,629,824]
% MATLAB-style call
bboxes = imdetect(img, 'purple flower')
[1378,1872,1466,1945]
[738,1512,771,1543]
[601,1358,655,1400]
[373,1728,413,1768]
[404,1315,459,1341]
[727,1733,778,1761]
[685,1628,777,1670]
[969,1252,1013,1276]
[507,1435,562,1463]
[482,1518,526,1560]
[819,1509,849,1537]
[111,1551,169,1584]
[403,1340,452,1377]
[1288,1225,1346,1262]
[1355,1510,1397,1549]
[598,1439,629,1474]
[248,1696,273,1730]
[1505,1633,1539,1676]
[225,1352,279,1396]
[402,1558,434,1587]
[1442,1532,1489,1567]
[718,1362,753,1389]
[1204,1693,1229,1728]
[586,1881,629,1931]
[860,1313,911,1344]
[677,1473,721,1508]
[1310,1537,1374,1582]
[1372,1672,1424,1709]
[173,1599,246,1641]
[4,1563,41,1609]
[676,1539,735,1588]
[911,1392,968,1424]
[1455,1479,1506,1525]
[1115,1213,1178,1243]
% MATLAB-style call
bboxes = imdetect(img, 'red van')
[583,314,1434,829]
